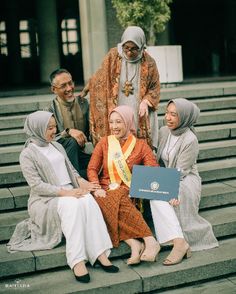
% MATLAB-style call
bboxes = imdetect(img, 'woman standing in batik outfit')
[150,98,219,266]
[80,26,160,147]
[87,105,160,266]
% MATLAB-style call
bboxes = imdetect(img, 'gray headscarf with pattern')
[24,111,53,147]
[117,26,146,63]
[167,98,200,136]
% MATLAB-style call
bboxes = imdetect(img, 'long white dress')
[8,142,112,269]
[150,127,219,251]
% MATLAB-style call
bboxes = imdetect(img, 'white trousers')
[57,193,112,269]
[150,200,184,244]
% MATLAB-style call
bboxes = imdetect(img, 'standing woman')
[7,111,118,283]
[150,98,218,265]
[80,26,160,147]
[87,105,160,265]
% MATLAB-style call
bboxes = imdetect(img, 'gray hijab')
[167,98,200,136]
[117,26,146,63]
[24,111,53,147]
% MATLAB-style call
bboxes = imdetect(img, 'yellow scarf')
[108,134,136,187]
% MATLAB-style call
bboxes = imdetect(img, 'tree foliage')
[111,0,172,45]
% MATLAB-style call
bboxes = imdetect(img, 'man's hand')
[69,129,87,147]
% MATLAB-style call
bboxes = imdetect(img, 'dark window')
[0,21,8,56]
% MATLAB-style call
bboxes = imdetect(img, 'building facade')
[0,0,236,88]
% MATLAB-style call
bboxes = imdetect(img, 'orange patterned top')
[87,136,158,190]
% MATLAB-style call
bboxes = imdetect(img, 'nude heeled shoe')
[163,246,191,266]
[140,242,161,262]
[127,243,145,265]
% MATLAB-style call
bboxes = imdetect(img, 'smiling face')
[122,41,140,61]
[165,102,180,130]
[45,116,57,142]
[51,72,75,102]
[109,111,126,139]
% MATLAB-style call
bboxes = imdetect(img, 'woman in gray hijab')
[80,26,160,149]
[150,98,218,265]
[7,111,119,283]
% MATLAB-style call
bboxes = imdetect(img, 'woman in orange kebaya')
[87,105,160,265]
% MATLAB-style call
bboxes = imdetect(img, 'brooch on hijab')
[122,62,137,97]
[109,182,120,190]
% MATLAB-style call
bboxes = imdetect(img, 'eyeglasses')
[122,45,140,54]
[52,80,74,90]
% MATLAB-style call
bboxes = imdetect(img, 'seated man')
[46,68,91,179]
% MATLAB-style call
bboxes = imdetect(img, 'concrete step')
[198,158,236,183]
[1,180,236,212]
[1,158,235,187]
[0,238,235,293]
[0,123,235,147]
[0,145,22,165]
[196,123,236,142]
[200,179,236,209]
[0,165,25,187]
[0,115,26,131]
[0,94,235,117]
[0,129,26,147]
[158,96,236,114]
[1,205,235,243]
[156,275,236,294]
[2,139,236,166]
[0,186,30,211]
[0,241,129,279]
[0,81,235,114]
[200,206,236,238]
[0,103,236,130]
[197,109,236,126]
[0,210,28,242]
[2,108,236,131]
[160,81,236,100]
[198,139,236,160]
[0,95,51,115]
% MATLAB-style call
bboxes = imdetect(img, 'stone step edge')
[1,205,236,244]
[1,180,236,212]
[1,138,236,153]
[0,238,235,293]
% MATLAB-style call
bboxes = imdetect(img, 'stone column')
[36,0,60,84]
[79,0,108,83]
[5,0,23,84]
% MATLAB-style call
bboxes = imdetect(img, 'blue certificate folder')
[130,165,180,201]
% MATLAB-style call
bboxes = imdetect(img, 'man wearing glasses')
[46,68,91,179]
[79,26,160,149]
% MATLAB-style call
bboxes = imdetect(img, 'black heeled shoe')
[74,272,90,283]
[94,260,119,273]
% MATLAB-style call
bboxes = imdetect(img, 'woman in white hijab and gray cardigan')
[151,98,218,265]
[7,111,118,283]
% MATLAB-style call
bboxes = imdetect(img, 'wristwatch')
[65,128,70,136]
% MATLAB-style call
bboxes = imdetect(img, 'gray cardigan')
[156,126,218,251]
[7,142,80,252]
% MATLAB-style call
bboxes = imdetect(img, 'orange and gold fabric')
[87,136,158,247]
[88,48,160,146]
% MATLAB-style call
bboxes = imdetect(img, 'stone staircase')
[0,82,236,293]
